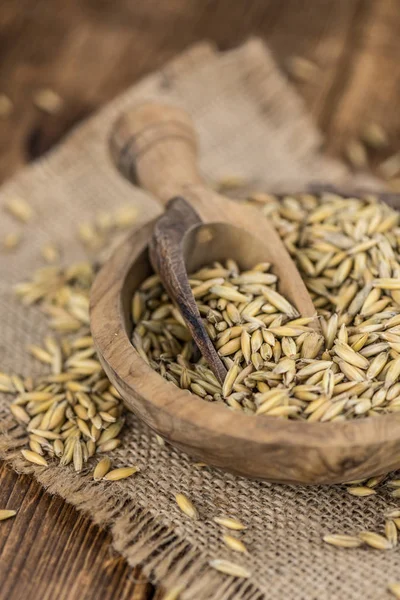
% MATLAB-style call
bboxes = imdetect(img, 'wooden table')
[1,1,399,598]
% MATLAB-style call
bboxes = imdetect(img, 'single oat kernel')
[2,232,22,251]
[5,197,34,222]
[0,509,17,521]
[388,583,400,599]
[323,534,362,548]
[175,493,198,519]
[209,559,251,578]
[358,531,392,550]
[93,457,112,480]
[21,449,48,467]
[222,533,248,553]
[33,88,63,114]
[103,466,139,481]
[214,516,246,530]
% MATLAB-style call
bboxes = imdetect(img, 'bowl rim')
[90,222,400,456]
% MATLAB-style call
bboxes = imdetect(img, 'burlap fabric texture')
[0,39,398,600]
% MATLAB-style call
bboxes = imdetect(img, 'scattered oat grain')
[175,493,198,519]
[209,559,251,578]
[103,466,139,481]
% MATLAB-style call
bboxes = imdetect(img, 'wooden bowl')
[91,218,400,485]
[90,103,400,485]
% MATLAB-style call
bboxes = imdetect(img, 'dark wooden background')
[1,1,399,598]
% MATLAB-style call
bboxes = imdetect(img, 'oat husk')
[0,39,398,600]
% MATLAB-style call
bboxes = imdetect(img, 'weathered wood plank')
[0,463,153,600]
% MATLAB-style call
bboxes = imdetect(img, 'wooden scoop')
[90,102,400,484]
[112,103,315,383]
[148,196,227,384]
[111,103,314,315]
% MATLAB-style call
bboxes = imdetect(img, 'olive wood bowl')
[90,103,400,484]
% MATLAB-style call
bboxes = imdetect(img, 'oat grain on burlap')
[0,39,397,600]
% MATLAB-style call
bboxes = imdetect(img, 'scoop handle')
[110,103,203,205]
[149,196,227,384]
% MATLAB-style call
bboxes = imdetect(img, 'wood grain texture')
[1,0,400,598]
[0,463,153,600]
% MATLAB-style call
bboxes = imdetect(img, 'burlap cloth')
[0,39,397,600]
